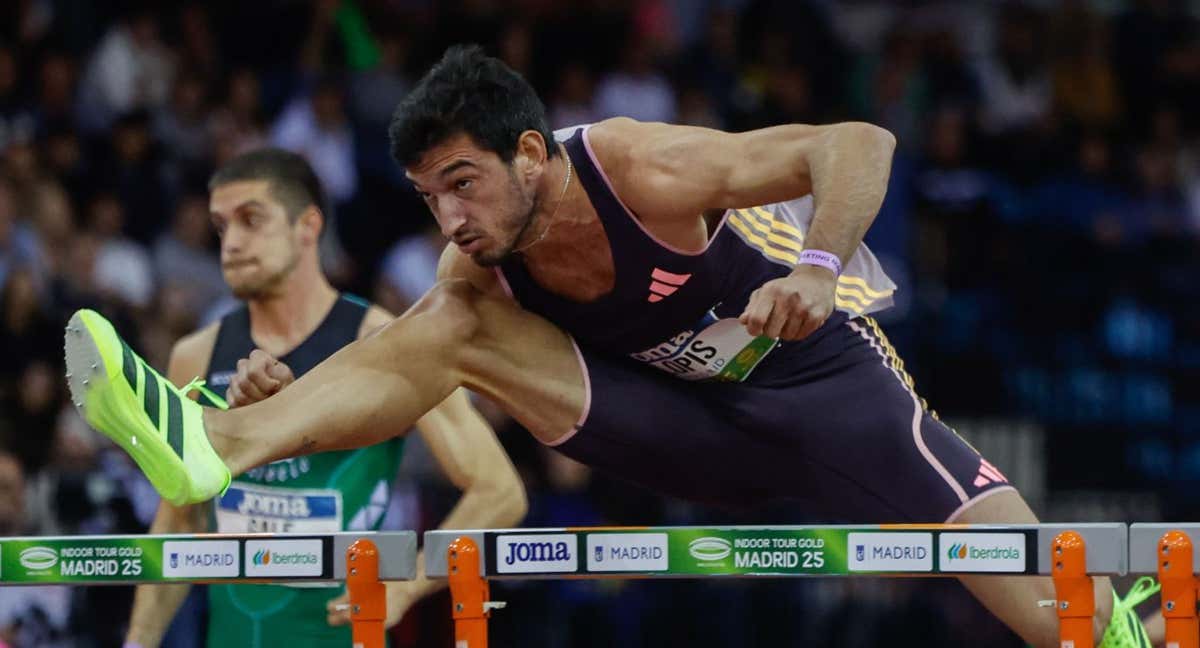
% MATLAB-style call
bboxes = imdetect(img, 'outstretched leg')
[207,279,589,475]
[65,279,588,503]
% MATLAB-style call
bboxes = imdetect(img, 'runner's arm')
[125,328,217,648]
[398,388,528,608]
[595,117,896,265]
[596,118,895,340]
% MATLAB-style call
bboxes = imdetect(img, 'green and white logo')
[688,537,732,562]
[19,546,58,571]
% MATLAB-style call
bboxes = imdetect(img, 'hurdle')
[1131,524,1200,648]
[0,531,417,648]
[426,524,1127,647]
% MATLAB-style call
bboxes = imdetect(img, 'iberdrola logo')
[253,549,271,565]
[946,543,968,561]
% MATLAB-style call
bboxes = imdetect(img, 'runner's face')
[209,180,301,299]
[406,133,536,267]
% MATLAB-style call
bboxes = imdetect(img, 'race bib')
[629,312,777,382]
[215,482,342,534]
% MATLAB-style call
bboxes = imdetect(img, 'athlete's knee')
[404,279,485,344]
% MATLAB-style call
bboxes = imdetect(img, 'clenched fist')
[227,349,295,408]
[739,264,837,341]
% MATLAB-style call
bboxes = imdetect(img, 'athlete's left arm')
[405,388,528,601]
[598,118,897,340]
[328,307,527,628]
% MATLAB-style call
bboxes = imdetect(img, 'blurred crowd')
[0,0,1198,646]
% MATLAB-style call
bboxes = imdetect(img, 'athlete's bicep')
[598,119,885,220]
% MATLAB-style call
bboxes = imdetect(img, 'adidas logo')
[973,459,1008,488]
[648,268,691,303]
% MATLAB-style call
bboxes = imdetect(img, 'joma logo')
[495,534,577,574]
[504,541,570,565]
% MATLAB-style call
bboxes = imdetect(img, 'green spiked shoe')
[64,309,230,505]
[1099,576,1160,647]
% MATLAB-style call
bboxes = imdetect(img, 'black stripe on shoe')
[121,342,138,390]
[1126,610,1147,648]
[166,389,184,460]
[141,366,160,429]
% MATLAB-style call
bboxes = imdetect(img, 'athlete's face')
[406,132,540,267]
[209,180,302,299]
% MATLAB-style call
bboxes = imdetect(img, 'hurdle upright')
[1131,524,1200,648]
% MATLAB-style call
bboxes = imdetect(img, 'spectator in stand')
[271,76,357,206]
[976,5,1052,136]
[152,192,226,317]
[594,34,676,123]
[208,68,267,166]
[154,73,214,188]
[849,25,928,149]
[33,53,77,135]
[1028,131,1128,238]
[548,62,599,130]
[99,110,171,245]
[1050,3,1122,132]
[0,44,37,153]
[86,193,154,310]
[0,449,74,648]
[0,268,60,401]
[75,5,174,134]
[0,178,44,291]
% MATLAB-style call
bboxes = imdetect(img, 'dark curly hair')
[388,44,558,168]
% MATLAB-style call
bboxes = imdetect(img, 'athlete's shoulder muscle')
[436,243,503,296]
[587,117,865,223]
[167,321,219,388]
[585,117,729,224]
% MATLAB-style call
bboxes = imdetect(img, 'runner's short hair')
[209,148,325,222]
[389,44,558,168]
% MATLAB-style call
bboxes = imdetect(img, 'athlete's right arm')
[125,325,217,648]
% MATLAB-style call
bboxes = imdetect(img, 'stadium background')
[0,0,1197,646]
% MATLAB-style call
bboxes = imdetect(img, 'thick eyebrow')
[407,159,480,191]
[234,199,269,212]
[439,160,478,178]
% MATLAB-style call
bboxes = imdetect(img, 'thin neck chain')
[515,149,572,254]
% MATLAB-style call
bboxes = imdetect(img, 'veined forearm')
[397,482,527,602]
[804,123,896,264]
[127,583,193,647]
[126,503,208,646]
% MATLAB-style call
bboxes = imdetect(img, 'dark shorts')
[553,312,1014,523]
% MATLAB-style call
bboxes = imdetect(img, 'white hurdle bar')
[0,531,417,648]
[425,524,1127,648]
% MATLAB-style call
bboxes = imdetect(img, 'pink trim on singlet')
[543,336,591,447]
[492,267,514,298]
[579,125,729,256]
